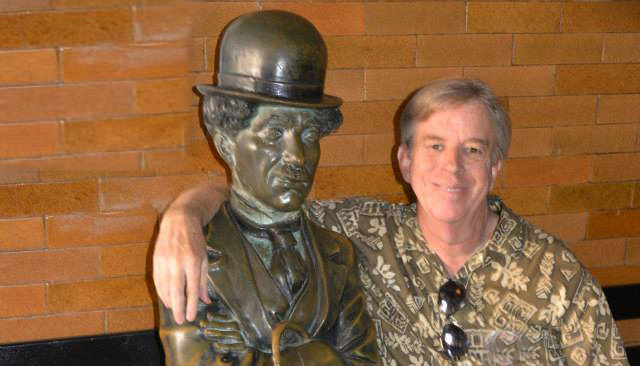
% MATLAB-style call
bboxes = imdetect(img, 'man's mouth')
[433,183,464,193]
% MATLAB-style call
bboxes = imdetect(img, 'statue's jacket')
[160,203,379,365]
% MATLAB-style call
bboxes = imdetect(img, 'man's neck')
[229,189,300,227]
[417,203,498,277]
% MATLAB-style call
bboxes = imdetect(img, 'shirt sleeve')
[560,271,629,365]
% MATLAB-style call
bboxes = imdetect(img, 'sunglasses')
[438,279,469,360]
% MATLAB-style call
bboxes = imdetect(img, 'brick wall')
[0,0,638,346]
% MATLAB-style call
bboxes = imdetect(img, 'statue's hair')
[399,79,511,163]
[202,94,342,137]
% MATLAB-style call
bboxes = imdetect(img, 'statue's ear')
[213,132,236,167]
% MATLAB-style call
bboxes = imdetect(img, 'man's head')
[396,79,511,224]
[196,10,343,215]
[203,95,341,212]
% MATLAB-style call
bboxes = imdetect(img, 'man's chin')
[270,190,308,211]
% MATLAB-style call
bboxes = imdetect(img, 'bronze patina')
[158,10,379,366]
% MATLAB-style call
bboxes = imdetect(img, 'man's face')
[397,100,502,224]
[229,104,323,212]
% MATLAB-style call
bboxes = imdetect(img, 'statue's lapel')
[287,216,348,336]
[206,205,283,348]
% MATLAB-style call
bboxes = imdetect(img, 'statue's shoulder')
[307,218,355,265]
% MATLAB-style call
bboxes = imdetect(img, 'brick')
[0,83,134,123]
[549,126,590,155]
[134,78,191,114]
[526,212,587,241]
[617,318,640,346]
[144,142,225,176]
[556,64,640,95]
[468,2,561,33]
[509,128,552,158]
[0,181,98,217]
[339,101,400,135]
[53,0,172,8]
[0,0,50,12]
[62,43,189,82]
[587,209,640,239]
[508,96,596,128]
[99,174,212,211]
[592,153,640,182]
[107,307,155,333]
[364,2,464,35]
[63,114,186,153]
[0,284,46,318]
[190,2,258,38]
[0,153,142,183]
[0,218,44,251]
[418,34,511,67]
[549,183,633,214]
[590,266,640,287]
[594,125,636,154]
[38,152,143,181]
[568,239,626,268]
[563,2,640,33]
[264,3,365,36]
[491,186,549,216]
[189,37,206,72]
[0,248,100,285]
[314,165,404,199]
[0,312,104,344]
[0,122,59,159]
[503,155,591,187]
[636,183,640,209]
[325,69,365,102]
[463,66,555,97]
[132,3,191,42]
[49,276,153,312]
[47,211,157,248]
[363,133,396,165]
[0,9,131,48]
[628,238,640,265]
[0,49,58,86]
[513,34,602,65]
[186,107,207,141]
[603,34,640,63]
[318,135,364,167]
[598,95,640,124]
[101,243,149,277]
[326,36,415,69]
[365,67,461,101]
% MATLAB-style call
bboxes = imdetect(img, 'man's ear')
[489,159,503,191]
[213,132,236,167]
[397,144,412,183]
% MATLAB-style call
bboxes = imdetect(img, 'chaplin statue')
[158,10,379,366]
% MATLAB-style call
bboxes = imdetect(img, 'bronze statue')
[158,10,379,365]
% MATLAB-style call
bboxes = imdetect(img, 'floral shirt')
[305,197,629,366]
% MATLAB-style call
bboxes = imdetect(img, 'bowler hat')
[196,10,341,109]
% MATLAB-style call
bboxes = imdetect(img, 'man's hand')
[152,182,229,324]
[154,206,210,324]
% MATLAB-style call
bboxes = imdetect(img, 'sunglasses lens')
[441,323,469,360]
[438,279,465,317]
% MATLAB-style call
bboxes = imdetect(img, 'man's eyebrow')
[254,114,284,130]
[466,138,490,146]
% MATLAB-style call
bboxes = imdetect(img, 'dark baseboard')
[0,284,638,365]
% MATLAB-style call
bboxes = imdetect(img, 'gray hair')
[202,94,343,137]
[399,79,511,163]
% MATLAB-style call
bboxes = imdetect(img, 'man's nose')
[443,147,463,173]
[282,131,305,166]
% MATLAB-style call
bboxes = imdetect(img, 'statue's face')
[229,104,324,212]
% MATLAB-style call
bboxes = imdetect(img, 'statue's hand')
[201,313,247,354]
[277,340,346,366]
[153,203,210,324]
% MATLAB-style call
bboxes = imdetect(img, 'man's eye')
[430,144,444,151]
[465,146,483,154]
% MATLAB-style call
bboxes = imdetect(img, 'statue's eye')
[302,128,320,144]
[263,127,283,141]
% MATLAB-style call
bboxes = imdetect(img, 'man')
[155,79,629,365]
[157,10,378,365]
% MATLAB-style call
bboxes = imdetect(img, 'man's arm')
[153,181,228,324]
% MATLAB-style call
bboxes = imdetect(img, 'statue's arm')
[154,181,228,324]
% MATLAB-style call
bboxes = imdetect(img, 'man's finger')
[199,257,211,304]
[185,257,201,322]
[170,267,186,324]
